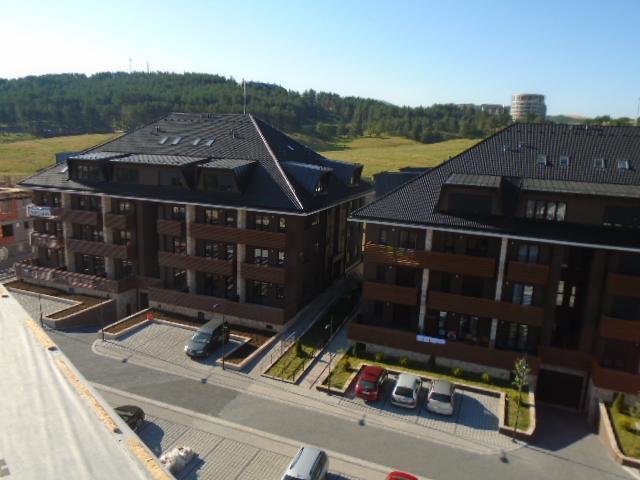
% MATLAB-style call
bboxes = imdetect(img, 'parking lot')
[338,373,511,448]
[100,322,245,373]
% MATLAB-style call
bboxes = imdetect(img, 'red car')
[355,365,387,401]
[386,472,419,480]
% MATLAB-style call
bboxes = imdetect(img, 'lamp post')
[324,316,334,395]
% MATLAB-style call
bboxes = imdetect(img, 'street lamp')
[324,316,334,395]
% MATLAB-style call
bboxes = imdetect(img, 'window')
[225,212,236,227]
[278,217,287,232]
[118,260,134,278]
[617,159,630,170]
[556,280,565,306]
[525,200,536,219]
[448,193,493,215]
[172,269,187,291]
[517,244,539,264]
[379,229,389,246]
[80,254,91,274]
[535,200,546,219]
[170,205,186,221]
[443,234,455,253]
[192,138,201,146]
[593,158,606,169]
[277,250,285,267]
[114,168,139,184]
[512,284,534,305]
[399,230,418,249]
[275,285,285,300]
[545,202,557,221]
[1,224,14,237]
[77,164,102,182]
[253,247,269,266]
[536,154,548,166]
[202,173,235,192]
[225,244,235,261]
[114,229,132,246]
[159,136,169,144]
[525,200,566,222]
[171,136,182,145]
[203,242,219,258]
[205,138,215,147]
[350,172,360,186]
[172,237,187,255]
[159,170,185,187]
[559,156,570,167]
[94,256,106,277]
[255,214,270,230]
[603,205,640,229]
[204,209,220,225]
[116,200,133,214]
[315,174,328,194]
[466,237,488,257]
[91,228,103,242]
[311,215,320,227]
[253,281,269,298]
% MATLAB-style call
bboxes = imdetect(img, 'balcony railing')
[157,219,185,237]
[61,208,100,226]
[598,316,640,343]
[14,259,135,293]
[607,273,640,299]
[363,281,419,306]
[158,251,234,276]
[427,291,545,327]
[240,263,288,284]
[363,243,496,278]
[538,346,592,372]
[506,261,550,286]
[66,238,136,259]
[26,204,62,220]
[104,212,135,230]
[592,360,640,394]
[30,232,63,250]
[190,223,287,249]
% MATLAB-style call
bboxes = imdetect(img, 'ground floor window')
[495,321,538,354]
[434,311,490,346]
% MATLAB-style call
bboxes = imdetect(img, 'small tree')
[511,357,530,441]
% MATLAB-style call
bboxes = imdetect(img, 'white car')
[426,379,455,416]
[391,373,422,409]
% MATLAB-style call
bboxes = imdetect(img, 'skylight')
[287,144,295,151]
[159,136,169,145]
[192,138,201,146]
[617,159,630,170]
[559,156,570,167]
[594,158,606,169]
[205,138,215,147]
[171,137,182,145]
[536,154,548,166]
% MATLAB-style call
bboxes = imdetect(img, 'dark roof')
[445,173,501,188]
[521,178,640,199]
[68,151,127,161]
[19,113,372,213]
[353,123,640,249]
[373,171,423,197]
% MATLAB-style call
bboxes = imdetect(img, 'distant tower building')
[511,93,546,121]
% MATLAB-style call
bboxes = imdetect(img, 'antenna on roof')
[243,79,247,115]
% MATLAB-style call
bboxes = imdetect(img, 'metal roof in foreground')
[0,285,171,480]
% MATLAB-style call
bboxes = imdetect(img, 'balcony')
[241,263,288,284]
[538,346,592,372]
[190,223,287,249]
[427,291,544,327]
[14,259,136,294]
[61,208,100,226]
[26,204,62,220]
[30,232,63,250]
[363,243,496,278]
[607,273,640,299]
[104,212,135,230]
[147,287,296,325]
[157,219,185,237]
[66,238,136,259]
[363,281,419,306]
[592,360,640,394]
[348,322,540,373]
[506,261,550,286]
[158,251,234,276]
[599,316,640,343]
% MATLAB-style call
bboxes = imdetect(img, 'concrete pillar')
[186,205,196,292]
[236,209,247,302]
[541,245,565,346]
[61,193,75,272]
[417,229,433,333]
[489,236,509,348]
[578,250,607,352]
[101,197,115,279]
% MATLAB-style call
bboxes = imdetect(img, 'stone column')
[186,205,196,293]
[417,229,433,333]
[489,237,509,347]
[236,209,247,302]
[541,245,565,346]
[61,193,75,272]
[578,250,607,352]
[101,197,115,279]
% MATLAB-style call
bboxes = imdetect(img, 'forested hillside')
[0,72,511,143]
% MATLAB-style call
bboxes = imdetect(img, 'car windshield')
[395,386,414,398]
[358,380,376,390]
[431,392,451,403]
[192,332,211,343]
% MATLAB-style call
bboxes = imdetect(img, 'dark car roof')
[198,318,224,333]
[361,365,385,381]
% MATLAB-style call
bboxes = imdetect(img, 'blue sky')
[3,0,639,117]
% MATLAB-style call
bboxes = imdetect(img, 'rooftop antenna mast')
[243,79,247,115]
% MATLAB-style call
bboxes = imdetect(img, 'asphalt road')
[45,327,633,480]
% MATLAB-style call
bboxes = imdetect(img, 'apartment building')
[17,113,371,330]
[350,123,640,414]
[0,188,32,265]
[511,93,546,121]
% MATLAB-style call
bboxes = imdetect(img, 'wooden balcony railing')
[147,287,296,325]
[66,238,136,259]
[506,261,550,286]
[538,346,592,372]
[607,273,640,299]
[592,360,640,394]
[363,281,419,306]
[189,223,287,249]
[61,208,100,226]
[598,316,640,343]
[428,291,545,326]
[104,212,135,230]
[30,232,63,250]
[240,263,288,284]
[157,219,185,237]
[158,251,234,276]
[348,322,540,373]
[363,243,496,278]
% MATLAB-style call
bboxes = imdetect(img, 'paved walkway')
[302,316,353,389]
[97,384,399,480]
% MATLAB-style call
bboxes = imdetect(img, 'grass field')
[0,133,119,179]
[318,135,479,177]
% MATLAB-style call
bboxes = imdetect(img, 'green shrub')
[294,340,303,357]
[481,372,491,384]
[343,358,352,372]
[613,393,625,413]
[452,367,464,378]
[374,352,385,363]
[399,356,410,368]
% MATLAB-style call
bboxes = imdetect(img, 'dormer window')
[594,158,606,169]
[192,138,201,146]
[171,137,182,145]
[536,154,548,166]
[315,174,329,194]
[201,172,236,192]
[617,159,630,170]
[350,171,361,186]
[159,136,169,145]
[559,156,570,167]
[205,138,215,147]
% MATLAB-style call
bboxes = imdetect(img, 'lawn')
[0,133,119,179]
[610,394,640,458]
[317,135,479,177]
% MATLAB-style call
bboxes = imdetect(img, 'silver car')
[391,373,422,409]
[426,379,455,416]
[282,446,329,480]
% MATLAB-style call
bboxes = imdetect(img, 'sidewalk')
[302,316,353,389]
[96,384,401,480]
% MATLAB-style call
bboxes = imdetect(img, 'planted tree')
[511,357,530,441]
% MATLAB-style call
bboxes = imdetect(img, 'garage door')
[536,369,584,409]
